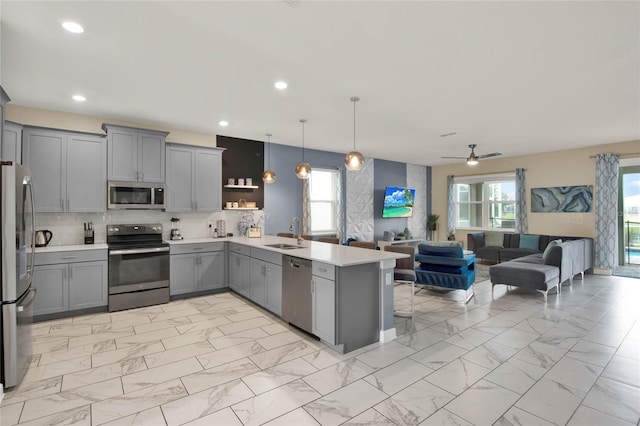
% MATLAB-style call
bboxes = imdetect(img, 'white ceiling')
[1,1,638,166]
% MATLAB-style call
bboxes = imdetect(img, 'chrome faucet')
[289,217,303,245]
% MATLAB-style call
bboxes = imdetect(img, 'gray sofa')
[467,231,593,265]
[488,237,593,301]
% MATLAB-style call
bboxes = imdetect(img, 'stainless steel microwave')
[107,181,165,210]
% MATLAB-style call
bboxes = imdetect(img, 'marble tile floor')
[1,274,639,426]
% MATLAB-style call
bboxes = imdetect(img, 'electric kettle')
[35,230,53,247]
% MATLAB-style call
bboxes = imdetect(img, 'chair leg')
[394,281,414,319]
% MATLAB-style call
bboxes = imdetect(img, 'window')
[454,174,516,230]
[309,168,338,234]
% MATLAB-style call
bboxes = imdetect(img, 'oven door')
[108,247,169,294]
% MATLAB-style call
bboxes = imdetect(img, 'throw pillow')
[519,234,540,250]
[484,231,504,247]
[542,239,562,260]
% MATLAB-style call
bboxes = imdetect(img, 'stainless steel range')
[107,223,169,312]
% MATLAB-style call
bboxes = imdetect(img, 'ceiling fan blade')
[441,156,467,159]
[477,152,502,159]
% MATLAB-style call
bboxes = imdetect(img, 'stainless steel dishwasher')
[282,255,313,333]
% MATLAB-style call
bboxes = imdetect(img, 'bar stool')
[384,245,417,318]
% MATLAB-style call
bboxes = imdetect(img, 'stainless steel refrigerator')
[0,161,36,388]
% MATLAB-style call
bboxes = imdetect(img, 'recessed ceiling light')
[62,21,84,34]
[72,94,86,102]
[274,81,288,90]
[218,120,229,127]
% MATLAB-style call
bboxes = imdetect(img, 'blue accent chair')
[414,244,476,303]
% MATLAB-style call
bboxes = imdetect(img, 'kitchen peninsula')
[168,235,408,353]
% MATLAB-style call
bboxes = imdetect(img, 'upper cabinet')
[102,124,168,183]
[2,121,22,163]
[23,127,106,213]
[166,143,224,212]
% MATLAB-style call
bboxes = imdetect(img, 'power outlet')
[385,272,393,286]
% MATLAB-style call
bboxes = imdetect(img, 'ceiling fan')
[442,144,502,165]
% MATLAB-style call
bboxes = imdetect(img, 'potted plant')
[427,214,439,232]
[448,231,456,241]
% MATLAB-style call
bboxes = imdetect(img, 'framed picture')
[531,185,593,212]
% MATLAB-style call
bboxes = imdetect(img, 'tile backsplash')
[36,209,265,246]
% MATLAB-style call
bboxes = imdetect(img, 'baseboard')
[380,327,397,343]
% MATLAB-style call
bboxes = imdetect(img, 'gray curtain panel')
[595,153,619,269]
[447,175,455,236]
[515,168,528,233]
[335,168,344,242]
[302,178,312,234]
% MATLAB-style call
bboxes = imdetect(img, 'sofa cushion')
[519,234,540,250]
[476,246,501,262]
[490,262,559,291]
[484,231,504,247]
[418,244,464,258]
[500,248,540,262]
[542,239,562,261]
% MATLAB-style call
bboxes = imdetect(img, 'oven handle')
[109,247,170,256]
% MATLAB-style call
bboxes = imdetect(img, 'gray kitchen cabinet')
[103,124,167,183]
[2,121,22,162]
[249,247,282,315]
[312,261,336,344]
[33,264,69,315]
[229,251,251,298]
[68,261,108,310]
[166,144,223,212]
[22,127,106,213]
[33,249,108,318]
[169,243,226,296]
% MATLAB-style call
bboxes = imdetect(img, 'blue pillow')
[519,234,540,250]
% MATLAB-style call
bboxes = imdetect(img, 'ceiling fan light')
[262,169,276,183]
[466,157,479,166]
[295,162,311,179]
[345,151,365,171]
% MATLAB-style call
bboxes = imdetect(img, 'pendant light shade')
[296,119,311,179]
[262,133,276,183]
[345,96,365,171]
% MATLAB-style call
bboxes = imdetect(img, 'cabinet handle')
[311,280,315,293]
[61,256,76,260]
[134,171,138,181]
[195,201,198,211]
[67,199,70,211]
[140,171,144,181]
[61,199,64,210]
[69,267,73,280]
[193,247,203,251]
[319,267,327,273]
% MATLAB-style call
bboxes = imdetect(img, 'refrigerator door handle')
[26,177,36,283]
[17,287,35,312]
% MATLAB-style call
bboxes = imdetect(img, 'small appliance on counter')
[35,229,53,247]
[84,222,94,244]
[170,217,183,240]
[212,219,226,238]
[248,227,262,238]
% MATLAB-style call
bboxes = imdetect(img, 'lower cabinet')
[169,243,226,296]
[33,257,108,317]
[250,258,282,315]
[229,251,251,298]
[312,275,335,344]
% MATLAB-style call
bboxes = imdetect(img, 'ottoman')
[489,262,560,302]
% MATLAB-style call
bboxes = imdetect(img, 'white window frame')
[309,168,338,235]
[453,173,516,231]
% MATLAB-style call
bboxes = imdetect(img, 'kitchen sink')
[264,243,303,250]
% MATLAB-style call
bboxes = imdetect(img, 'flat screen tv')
[382,186,415,218]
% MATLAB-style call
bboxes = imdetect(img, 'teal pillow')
[519,234,540,250]
[542,239,562,260]
[484,231,504,247]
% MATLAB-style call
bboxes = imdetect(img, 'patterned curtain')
[595,154,619,269]
[302,178,312,234]
[447,175,455,237]
[515,168,528,233]
[335,168,344,242]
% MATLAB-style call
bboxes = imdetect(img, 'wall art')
[531,185,593,212]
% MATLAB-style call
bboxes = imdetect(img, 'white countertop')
[168,235,407,267]
[35,243,108,253]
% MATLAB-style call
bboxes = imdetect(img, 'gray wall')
[374,159,408,243]
[264,143,346,236]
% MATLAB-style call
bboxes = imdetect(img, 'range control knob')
[108,227,113,232]
[114,227,119,232]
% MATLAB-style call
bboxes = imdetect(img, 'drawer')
[170,242,225,255]
[229,242,251,256]
[251,247,283,265]
[312,261,335,280]
[35,249,107,266]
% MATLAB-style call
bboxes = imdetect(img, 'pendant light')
[345,96,365,171]
[295,119,311,179]
[262,133,276,184]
